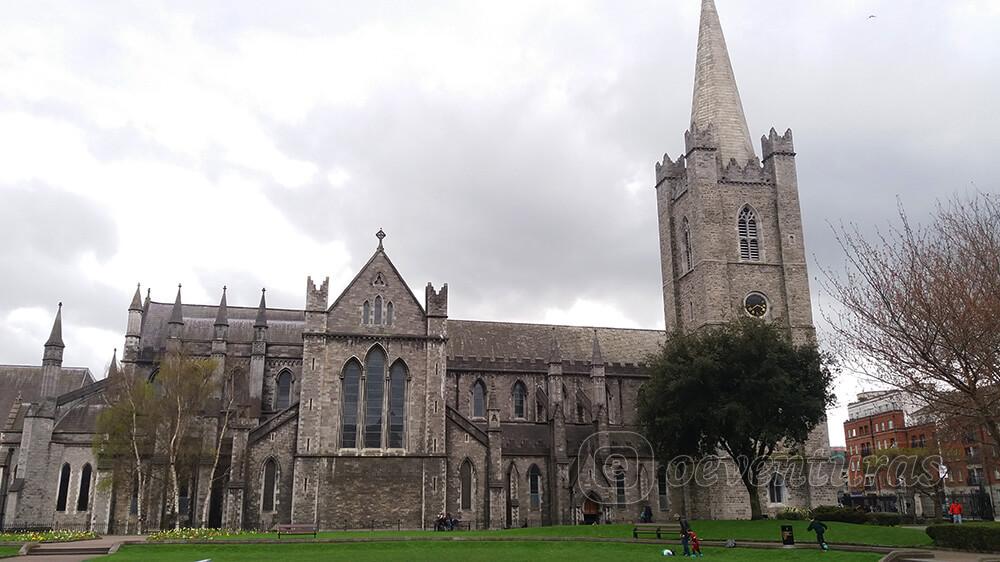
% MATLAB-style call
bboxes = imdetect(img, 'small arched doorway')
[582,491,602,525]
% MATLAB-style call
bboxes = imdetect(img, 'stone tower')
[654,1,834,517]
[655,0,814,343]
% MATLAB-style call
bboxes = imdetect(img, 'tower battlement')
[683,123,718,156]
[425,283,448,318]
[654,152,687,184]
[306,276,329,311]
[761,127,795,161]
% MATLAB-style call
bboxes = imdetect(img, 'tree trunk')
[741,473,764,520]
[169,460,181,530]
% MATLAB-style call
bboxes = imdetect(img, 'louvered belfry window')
[738,206,760,261]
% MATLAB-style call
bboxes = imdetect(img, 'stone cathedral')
[0,0,835,532]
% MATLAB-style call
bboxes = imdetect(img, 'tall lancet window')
[275,370,292,410]
[374,296,383,324]
[738,206,761,261]
[362,301,371,325]
[341,360,362,448]
[472,380,486,418]
[388,360,407,448]
[364,347,386,449]
[682,217,693,271]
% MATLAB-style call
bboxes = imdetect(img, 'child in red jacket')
[688,530,703,557]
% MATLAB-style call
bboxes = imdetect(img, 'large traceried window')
[682,216,693,271]
[512,382,526,419]
[528,465,542,509]
[76,463,92,512]
[56,463,71,512]
[341,360,362,448]
[364,347,386,449]
[388,360,406,448]
[472,380,486,418]
[460,460,474,510]
[738,205,761,261]
[275,370,292,410]
[262,458,277,512]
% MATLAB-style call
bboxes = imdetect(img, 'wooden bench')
[632,522,681,540]
[275,524,318,538]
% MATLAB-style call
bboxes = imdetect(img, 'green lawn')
[168,521,930,548]
[0,546,20,559]
[690,520,932,548]
[101,542,882,561]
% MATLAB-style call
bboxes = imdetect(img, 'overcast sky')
[1,1,998,446]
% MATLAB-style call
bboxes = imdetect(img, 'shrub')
[865,512,901,526]
[900,514,926,525]
[926,524,1000,551]
[811,505,868,524]
[775,507,810,520]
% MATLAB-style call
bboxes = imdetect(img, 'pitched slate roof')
[0,366,94,430]
[139,301,305,348]
[447,320,664,365]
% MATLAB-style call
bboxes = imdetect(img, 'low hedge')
[926,524,1000,551]
[812,505,868,525]
[865,513,902,526]
[775,507,810,520]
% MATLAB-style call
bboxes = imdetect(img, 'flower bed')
[147,528,259,541]
[0,529,98,543]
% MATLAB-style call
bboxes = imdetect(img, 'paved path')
[6,536,145,562]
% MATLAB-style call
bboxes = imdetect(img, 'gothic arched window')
[512,382,526,419]
[682,216,693,271]
[56,463,71,512]
[76,463,92,512]
[472,380,486,418]
[275,370,292,410]
[615,467,626,505]
[364,347,386,449]
[262,458,277,512]
[388,360,407,448]
[341,360,362,448]
[657,465,669,511]
[738,205,761,261]
[374,296,383,325]
[362,301,371,325]
[768,473,785,504]
[528,465,542,509]
[386,301,394,326]
[460,460,474,510]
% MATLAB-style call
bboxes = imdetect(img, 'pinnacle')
[591,329,604,366]
[254,288,268,328]
[168,284,184,325]
[129,283,143,311]
[215,286,229,326]
[45,303,65,348]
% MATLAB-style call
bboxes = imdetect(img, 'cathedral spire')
[591,329,604,366]
[44,302,65,349]
[254,288,268,329]
[690,0,755,163]
[107,348,120,379]
[129,283,143,312]
[168,284,184,326]
[215,286,229,327]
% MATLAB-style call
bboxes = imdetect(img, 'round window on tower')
[744,292,768,318]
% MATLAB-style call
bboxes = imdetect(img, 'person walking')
[688,529,703,558]
[806,517,829,551]
[676,514,691,557]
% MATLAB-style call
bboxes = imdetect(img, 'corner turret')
[124,284,143,362]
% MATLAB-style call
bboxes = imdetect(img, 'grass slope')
[102,542,883,561]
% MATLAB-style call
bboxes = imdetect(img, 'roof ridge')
[449,318,666,333]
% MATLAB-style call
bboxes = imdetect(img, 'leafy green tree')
[638,318,835,519]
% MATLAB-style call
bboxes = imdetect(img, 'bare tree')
[825,192,1000,446]
[156,352,217,530]
[198,363,239,528]
[94,366,159,534]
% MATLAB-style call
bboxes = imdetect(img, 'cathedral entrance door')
[582,497,601,525]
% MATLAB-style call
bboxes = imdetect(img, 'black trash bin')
[780,524,795,545]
